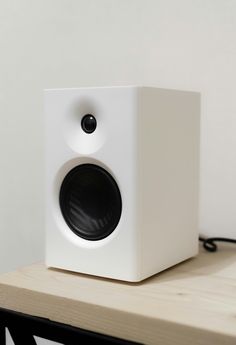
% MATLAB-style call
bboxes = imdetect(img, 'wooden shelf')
[0,245,236,345]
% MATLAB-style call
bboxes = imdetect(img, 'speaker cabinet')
[45,86,200,282]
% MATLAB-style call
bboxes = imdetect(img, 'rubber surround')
[59,164,122,240]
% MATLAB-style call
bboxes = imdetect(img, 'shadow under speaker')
[45,86,200,282]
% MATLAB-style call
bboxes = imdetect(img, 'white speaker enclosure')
[45,86,200,282]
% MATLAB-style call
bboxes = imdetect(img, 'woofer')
[59,164,122,240]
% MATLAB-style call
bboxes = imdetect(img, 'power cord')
[199,236,236,252]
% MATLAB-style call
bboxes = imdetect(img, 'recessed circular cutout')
[59,164,122,240]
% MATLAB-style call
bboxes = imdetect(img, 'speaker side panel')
[137,87,200,279]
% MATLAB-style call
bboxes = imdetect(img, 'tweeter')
[81,114,97,134]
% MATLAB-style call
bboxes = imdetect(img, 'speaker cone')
[59,164,122,240]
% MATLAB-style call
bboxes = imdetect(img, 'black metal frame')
[0,308,141,345]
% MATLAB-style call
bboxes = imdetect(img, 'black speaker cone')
[59,164,122,240]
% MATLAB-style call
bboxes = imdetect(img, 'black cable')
[199,236,236,252]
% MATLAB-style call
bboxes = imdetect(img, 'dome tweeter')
[45,86,200,282]
[81,114,97,134]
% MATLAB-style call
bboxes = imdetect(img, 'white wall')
[1,0,236,290]
[1,1,236,344]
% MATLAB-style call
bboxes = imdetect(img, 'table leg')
[8,327,36,345]
[0,325,5,345]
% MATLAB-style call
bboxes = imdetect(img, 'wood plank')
[0,245,235,344]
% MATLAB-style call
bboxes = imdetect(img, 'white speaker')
[45,86,200,282]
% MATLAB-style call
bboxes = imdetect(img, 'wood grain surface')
[0,245,235,345]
